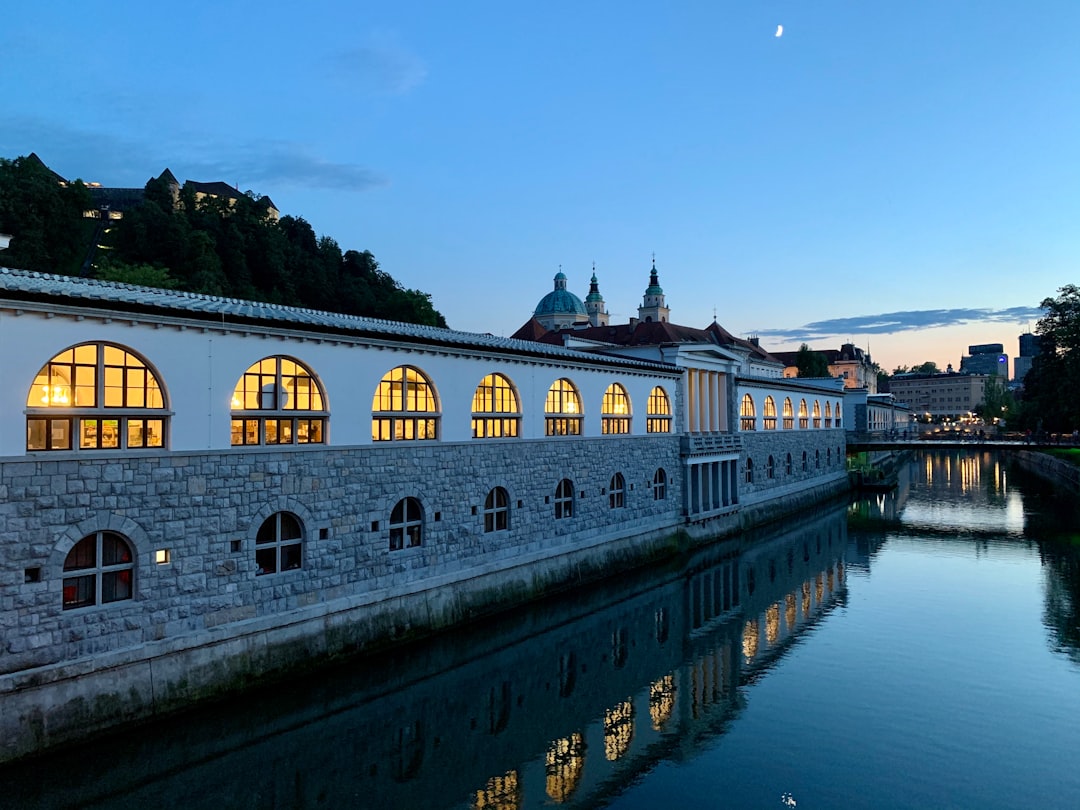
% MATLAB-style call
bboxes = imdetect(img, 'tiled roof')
[0,267,677,373]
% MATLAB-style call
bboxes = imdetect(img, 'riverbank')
[1013,450,1080,492]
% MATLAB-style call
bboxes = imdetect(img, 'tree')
[94,257,179,289]
[795,344,830,378]
[976,375,1014,425]
[912,361,940,374]
[1020,285,1080,432]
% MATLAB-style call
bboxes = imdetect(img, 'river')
[4,449,1080,809]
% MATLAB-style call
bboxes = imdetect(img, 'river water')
[4,450,1080,810]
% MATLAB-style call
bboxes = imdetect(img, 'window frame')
[545,378,583,437]
[62,530,135,610]
[646,386,672,433]
[372,365,439,442]
[740,394,756,431]
[653,467,667,500]
[255,511,304,576]
[471,373,521,439]
[555,478,574,519]
[390,497,424,550]
[782,397,794,430]
[763,396,777,430]
[798,399,809,429]
[609,473,626,509]
[601,383,632,435]
[483,486,510,533]
[231,356,327,447]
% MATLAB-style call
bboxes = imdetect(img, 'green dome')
[535,272,587,317]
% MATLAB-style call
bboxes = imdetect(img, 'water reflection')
[0,507,848,810]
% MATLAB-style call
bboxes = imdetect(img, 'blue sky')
[2,1,1076,373]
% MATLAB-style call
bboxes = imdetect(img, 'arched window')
[27,343,167,451]
[609,473,626,508]
[827,448,833,465]
[740,394,756,431]
[745,457,754,483]
[816,449,821,468]
[232,356,325,446]
[785,453,793,475]
[763,396,777,430]
[767,455,776,479]
[782,397,794,430]
[372,366,439,441]
[390,497,424,550]
[653,468,667,500]
[834,401,842,428]
[545,379,582,436]
[812,401,822,429]
[601,383,631,434]
[555,478,574,519]
[647,386,672,433]
[255,511,303,575]
[483,487,510,532]
[802,451,808,471]
[798,399,809,429]
[472,374,520,439]
[824,401,833,428]
[63,531,134,609]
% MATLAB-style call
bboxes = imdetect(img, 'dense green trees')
[1020,285,1080,433]
[0,155,446,328]
[795,344,830,377]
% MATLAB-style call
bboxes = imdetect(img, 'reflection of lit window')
[603,700,635,761]
[372,365,438,441]
[647,386,671,433]
[786,593,797,630]
[742,619,759,663]
[601,383,631,434]
[63,531,134,609]
[472,373,520,439]
[803,581,812,614]
[27,343,167,452]
[545,733,585,803]
[232,356,325,446]
[650,675,676,731]
[816,573,824,603]
[255,511,303,576]
[473,770,519,810]
[545,378,583,436]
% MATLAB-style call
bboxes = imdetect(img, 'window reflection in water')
[473,770,520,810]
[743,619,759,664]
[603,700,634,761]
[545,733,585,803]
[766,604,780,645]
[650,675,676,731]
[785,593,797,630]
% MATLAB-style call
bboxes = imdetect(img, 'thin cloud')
[188,142,387,192]
[760,306,1044,342]
[334,35,427,95]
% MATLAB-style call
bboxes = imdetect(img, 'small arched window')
[740,394,756,431]
[483,487,510,533]
[372,366,439,441]
[767,455,776,479]
[545,379,582,436]
[27,343,167,452]
[816,449,821,468]
[390,497,424,550]
[63,531,134,609]
[609,473,626,508]
[824,401,833,428]
[785,453,793,475]
[802,451,808,471]
[555,478,574,519]
[745,457,754,483]
[653,468,667,500]
[782,398,794,430]
[647,386,672,433]
[812,401,822,429]
[798,399,809,429]
[763,396,777,430]
[255,511,303,575]
[232,356,325,446]
[601,383,631,434]
[472,374,520,439]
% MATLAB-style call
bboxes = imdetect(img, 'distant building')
[959,343,1008,377]
[773,343,878,393]
[888,371,989,419]
[1013,333,1041,383]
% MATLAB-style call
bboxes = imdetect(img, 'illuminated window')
[231,356,326,446]
[372,366,438,441]
[255,511,303,575]
[471,373,520,438]
[646,386,672,433]
[813,400,822,429]
[740,394,756,431]
[782,397,794,429]
[763,396,777,430]
[555,478,574,519]
[62,531,134,610]
[653,468,667,500]
[483,487,510,532]
[545,378,582,436]
[745,457,754,483]
[390,497,424,550]
[766,455,775,479]
[609,473,626,508]
[27,343,167,452]
[824,401,833,428]
[834,401,842,428]
[601,383,631,434]
[798,399,809,429]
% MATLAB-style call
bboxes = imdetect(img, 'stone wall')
[738,428,849,503]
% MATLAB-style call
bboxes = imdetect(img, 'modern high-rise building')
[1014,333,1041,383]
[960,343,1008,377]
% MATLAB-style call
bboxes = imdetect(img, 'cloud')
[335,35,427,95]
[185,141,388,192]
[760,306,1044,343]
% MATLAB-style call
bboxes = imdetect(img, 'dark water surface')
[5,450,1080,809]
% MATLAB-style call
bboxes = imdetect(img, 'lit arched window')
[653,468,667,500]
[798,399,809,429]
[255,511,303,575]
[782,397,794,429]
[767,455,776,478]
[555,478,574,519]
[609,473,626,508]
[471,373,520,438]
[602,383,631,434]
[647,386,672,433]
[63,531,134,609]
[824,401,833,428]
[232,356,326,446]
[812,400,822,429]
[740,394,756,431]
[483,487,510,532]
[834,401,842,428]
[745,457,754,483]
[372,366,439,441]
[545,379,582,436]
[27,343,167,451]
[390,497,424,550]
[763,396,777,430]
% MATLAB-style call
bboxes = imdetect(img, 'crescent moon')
[776,25,783,37]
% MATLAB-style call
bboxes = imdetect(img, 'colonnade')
[685,369,728,433]
[686,458,739,516]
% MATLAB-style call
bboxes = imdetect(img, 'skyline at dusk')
[2,1,1075,373]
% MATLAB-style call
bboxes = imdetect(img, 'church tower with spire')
[637,257,670,323]
[584,266,609,327]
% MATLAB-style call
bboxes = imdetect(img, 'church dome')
[534,272,587,318]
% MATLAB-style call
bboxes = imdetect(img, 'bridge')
[845,435,1077,453]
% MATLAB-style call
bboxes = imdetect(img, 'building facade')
[887,371,989,420]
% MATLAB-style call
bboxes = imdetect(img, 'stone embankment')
[1013,450,1080,492]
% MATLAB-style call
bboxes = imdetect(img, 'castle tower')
[637,257,670,324]
[584,267,609,327]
